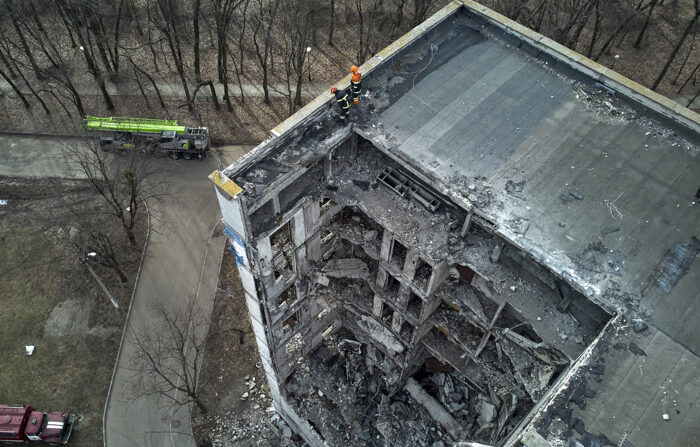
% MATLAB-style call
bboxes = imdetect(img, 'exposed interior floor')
[213,4,699,447]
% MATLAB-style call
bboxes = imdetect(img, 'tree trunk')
[98,77,115,110]
[672,35,696,84]
[113,0,125,72]
[687,80,700,107]
[221,41,233,112]
[294,74,303,108]
[356,0,365,62]
[116,267,128,283]
[677,61,700,93]
[586,2,602,57]
[135,63,166,108]
[328,0,335,46]
[133,67,151,109]
[0,51,17,78]
[193,396,207,414]
[634,0,659,48]
[262,65,270,104]
[66,82,86,117]
[14,62,50,114]
[207,80,220,110]
[122,219,137,246]
[0,65,30,108]
[193,0,202,83]
[652,5,700,90]
[7,6,41,76]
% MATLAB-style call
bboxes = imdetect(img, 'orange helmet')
[350,65,359,74]
[331,87,338,94]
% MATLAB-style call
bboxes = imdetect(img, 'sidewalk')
[0,79,330,100]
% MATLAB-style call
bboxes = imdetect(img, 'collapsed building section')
[214,126,610,446]
[211,2,699,446]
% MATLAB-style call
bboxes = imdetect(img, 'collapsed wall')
[211,127,611,446]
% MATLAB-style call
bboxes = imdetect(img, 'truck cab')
[0,405,74,445]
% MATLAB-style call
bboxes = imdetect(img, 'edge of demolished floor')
[211,1,700,446]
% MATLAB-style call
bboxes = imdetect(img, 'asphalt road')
[103,156,225,447]
[0,134,231,447]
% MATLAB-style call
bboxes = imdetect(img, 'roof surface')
[352,7,699,446]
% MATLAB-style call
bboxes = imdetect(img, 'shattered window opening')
[322,324,334,338]
[270,221,292,252]
[278,284,297,308]
[400,320,414,342]
[413,258,433,292]
[407,291,422,320]
[282,310,301,332]
[381,303,394,327]
[250,200,275,237]
[320,197,335,215]
[390,239,407,271]
[273,252,294,281]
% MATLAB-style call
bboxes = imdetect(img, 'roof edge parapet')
[460,0,700,134]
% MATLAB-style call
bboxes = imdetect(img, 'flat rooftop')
[355,5,700,351]
[217,2,700,445]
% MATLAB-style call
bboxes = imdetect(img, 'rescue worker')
[331,86,350,120]
[350,65,362,105]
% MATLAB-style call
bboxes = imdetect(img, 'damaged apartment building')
[211,2,700,447]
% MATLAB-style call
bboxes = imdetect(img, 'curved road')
[0,134,250,447]
[103,155,225,447]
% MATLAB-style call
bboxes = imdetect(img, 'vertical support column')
[402,250,421,281]
[461,210,473,237]
[324,151,333,180]
[373,295,383,318]
[376,266,389,289]
[397,284,411,307]
[425,262,448,296]
[380,230,393,261]
[391,311,403,333]
[350,131,358,160]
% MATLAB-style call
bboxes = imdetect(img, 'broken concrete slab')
[357,315,404,353]
[404,377,461,439]
[323,258,369,279]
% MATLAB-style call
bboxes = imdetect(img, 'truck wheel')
[183,152,192,160]
[169,152,181,160]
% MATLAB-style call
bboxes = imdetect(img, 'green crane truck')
[84,116,210,160]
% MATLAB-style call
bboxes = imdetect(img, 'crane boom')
[83,116,187,134]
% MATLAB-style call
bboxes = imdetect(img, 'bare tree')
[73,211,130,283]
[0,27,50,113]
[276,0,315,113]
[149,0,194,110]
[8,0,87,115]
[58,1,116,109]
[411,0,432,28]
[2,0,41,76]
[328,0,336,46]
[62,139,162,246]
[634,0,660,48]
[355,0,382,64]
[124,50,167,109]
[652,0,700,90]
[212,0,244,111]
[251,0,281,104]
[193,0,202,83]
[128,298,210,414]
